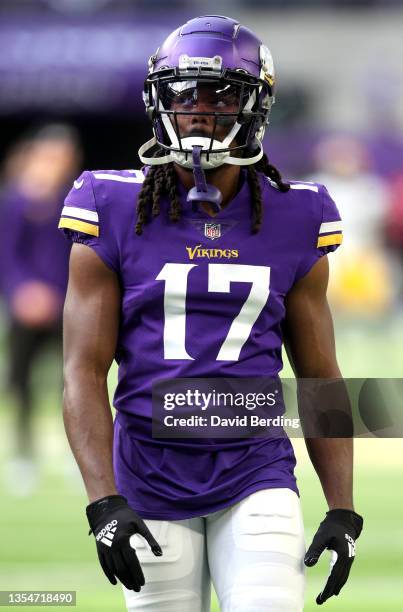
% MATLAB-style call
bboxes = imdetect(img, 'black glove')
[304,509,363,605]
[86,495,162,591]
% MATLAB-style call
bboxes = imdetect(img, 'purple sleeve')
[295,184,343,282]
[59,171,119,273]
[0,192,28,301]
[0,189,36,303]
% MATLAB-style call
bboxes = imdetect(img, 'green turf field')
[1,318,402,611]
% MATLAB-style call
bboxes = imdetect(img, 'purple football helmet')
[139,15,275,170]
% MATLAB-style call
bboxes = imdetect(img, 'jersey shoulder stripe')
[319,220,342,234]
[61,205,98,223]
[317,233,343,248]
[58,217,99,237]
[317,184,342,249]
[317,219,343,248]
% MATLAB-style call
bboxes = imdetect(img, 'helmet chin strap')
[186,146,222,212]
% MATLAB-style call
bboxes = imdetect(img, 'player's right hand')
[86,494,162,591]
[304,509,363,605]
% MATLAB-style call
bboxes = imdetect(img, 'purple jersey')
[59,169,342,519]
[0,185,71,310]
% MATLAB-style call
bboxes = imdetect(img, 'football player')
[60,16,363,611]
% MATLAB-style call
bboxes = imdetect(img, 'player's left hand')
[304,509,363,605]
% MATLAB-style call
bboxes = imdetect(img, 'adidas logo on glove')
[96,520,118,547]
[345,533,356,557]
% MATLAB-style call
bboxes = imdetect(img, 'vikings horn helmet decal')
[139,15,275,170]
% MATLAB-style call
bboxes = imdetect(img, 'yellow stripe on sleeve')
[58,217,99,237]
[317,233,343,248]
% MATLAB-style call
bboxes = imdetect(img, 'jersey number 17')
[156,263,271,361]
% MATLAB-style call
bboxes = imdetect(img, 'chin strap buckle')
[186,146,223,212]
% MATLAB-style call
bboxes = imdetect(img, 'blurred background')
[0,1,402,611]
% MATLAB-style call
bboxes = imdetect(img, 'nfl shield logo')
[204,223,221,240]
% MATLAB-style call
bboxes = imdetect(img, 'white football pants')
[123,488,305,612]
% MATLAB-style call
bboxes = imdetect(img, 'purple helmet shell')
[152,16,264,80]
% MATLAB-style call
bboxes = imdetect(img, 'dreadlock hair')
[135,152,289,236]
[135,163,181,235]
[247,152,290,233]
